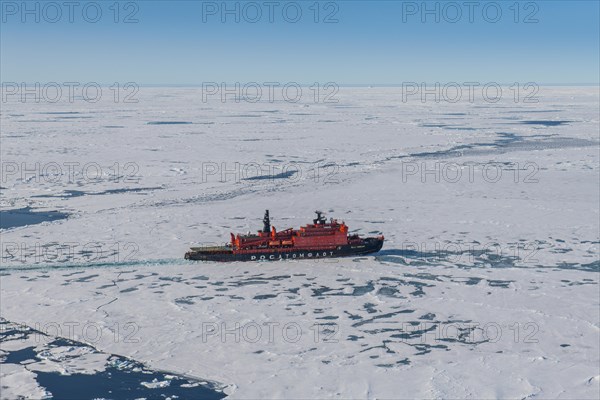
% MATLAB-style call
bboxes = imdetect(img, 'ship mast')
[313,210,326,225]
[262,210,271,233]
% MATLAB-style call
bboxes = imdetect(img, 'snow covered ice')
[0,86,599,399]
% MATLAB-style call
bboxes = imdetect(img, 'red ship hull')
[185,210,384,262]
[185,237,384,262]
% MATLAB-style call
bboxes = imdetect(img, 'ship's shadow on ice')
[376,249,443,258]
[376,248,599,272]
[375,248,519,269]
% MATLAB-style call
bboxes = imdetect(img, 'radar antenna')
[313,210,326,225]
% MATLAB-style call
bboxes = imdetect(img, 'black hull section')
[185,238,384,262]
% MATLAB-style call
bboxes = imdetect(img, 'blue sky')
[1,0,599,84]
